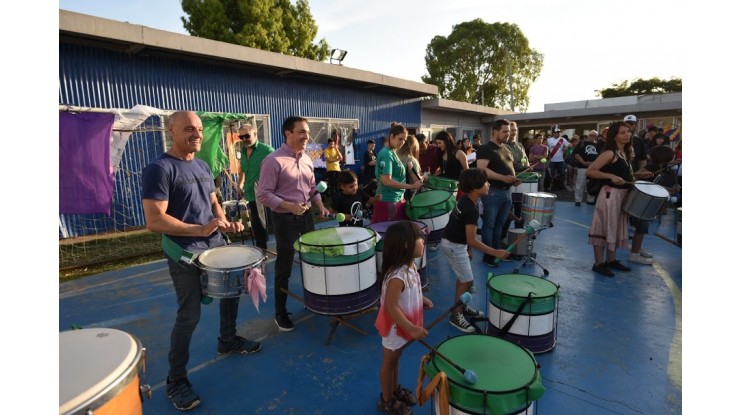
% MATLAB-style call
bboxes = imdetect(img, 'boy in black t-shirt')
[439,168,511,333]
[331,169,377,227]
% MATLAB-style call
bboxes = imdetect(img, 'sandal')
[377,394,412,415]
[393,385,417,406]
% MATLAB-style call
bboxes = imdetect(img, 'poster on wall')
[306,143,326,169]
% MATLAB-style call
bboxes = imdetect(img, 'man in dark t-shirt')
[475,119,520,266]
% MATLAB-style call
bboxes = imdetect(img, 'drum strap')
[161,235,197,265]
[416,354,450,415]
[500,293,534,335]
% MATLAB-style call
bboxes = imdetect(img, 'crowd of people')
[142,112,680,412]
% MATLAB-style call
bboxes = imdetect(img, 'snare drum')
[405,190,456,244]
[60,328,149,415]
[423,334,545,415]
[295,227,379,315]
[197,245,265,298]
[622,181,669,221]
[368,221,429,288]
[521,192,557,228]
[487,274,560,354]
[426,176,459,193]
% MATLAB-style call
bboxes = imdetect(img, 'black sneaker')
[166,377,201,411]
[592,263,615,277]
[449,312,475,333]
[483,257,498,268]
[462,306,485,318]
[575,202,581,206]
[217,336,262,355]
[607,260,631,272]
[275,313,295,332]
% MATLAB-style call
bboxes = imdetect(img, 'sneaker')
[462,306,484,318]
[639,249,653,258]
[428,243,439,251]
[592,263,615,277]
[483,257,498,268]
[449,312,475,333]
[629,253,653,265]
[217,336,262,355]
[575,202,581,206]
[607,260,631,272]
[166,377,201,411]
[275,313,295,332]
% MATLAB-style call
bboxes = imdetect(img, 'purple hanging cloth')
[59,112,115,215]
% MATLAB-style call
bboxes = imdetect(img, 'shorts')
[439,238,474,283]
[381,325,408,351]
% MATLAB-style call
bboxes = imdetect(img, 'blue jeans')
[167,258,240,380]
[481,189,512,261]
[271,212,314,316]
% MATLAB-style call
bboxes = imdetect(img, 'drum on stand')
[368,221,429,288]
[295,227,379,315]
[60,328,150,415]
[512,173,540,223]
[486,274,560,354]
[522,192,557,228]
[423,334,545,415]
[426,176,459,193]
[622,181,669,221]
[197,245,266,298]
[507,228,530,256]
[405,190,456,245]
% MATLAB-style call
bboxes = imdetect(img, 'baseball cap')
[553,127,561,132]
[623,115,637,123]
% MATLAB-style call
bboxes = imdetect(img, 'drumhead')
[408,190,454,208]
[198,245,263,268]
[368,220,428,236]
[488,274,559,299]
[634,181,670,197]
[60,328,142,414]
[431,334,540,392]
[296,227,377,257]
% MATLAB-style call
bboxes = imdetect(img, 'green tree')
[180,0,330,61]
[422,19,543,112]
[597,77,682,98]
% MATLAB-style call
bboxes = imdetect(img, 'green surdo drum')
[424,334,545,415]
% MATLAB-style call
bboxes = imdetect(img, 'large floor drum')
[521,192,557,228]
[60,328,147,415]
[425,334,545,415]
[368,220,428,288]
[487,274,560,354]
[295,227,379,315]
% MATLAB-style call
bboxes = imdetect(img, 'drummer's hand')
[410,180,423,190]
[318,207,331,218]
[236,188,244,199]
[201,218,224,236]
[222,220,244,233]
[493,249,510,260]
[504,175,518,185]
[423,296,434,310]
[291,202,310,216]
[409,325,428,340]
[634,170,654,179]
[610,175,626,186]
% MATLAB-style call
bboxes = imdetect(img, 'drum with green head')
[426,176,459,193]
[487,273,560,354]
[424,334,545,415]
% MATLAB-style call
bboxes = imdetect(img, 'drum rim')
[488,274,560,299]
[297,228,376,249]
[197,246,265,271]
[59,329,144,415]
[407,190,455,208]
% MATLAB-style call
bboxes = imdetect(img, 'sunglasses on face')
[239,133,251,140]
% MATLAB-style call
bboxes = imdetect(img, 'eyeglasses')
[239,133,251,140]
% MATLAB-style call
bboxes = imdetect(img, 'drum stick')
[417,339,478,384]
[515,165,535,177]
[408,162,423,201]
[398,292,472,352]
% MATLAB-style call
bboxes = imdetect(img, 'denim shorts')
[439,238,474,283]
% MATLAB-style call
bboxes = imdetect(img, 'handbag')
[586,178,604,196]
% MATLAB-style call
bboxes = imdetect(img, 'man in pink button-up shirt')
[257,116,329,332]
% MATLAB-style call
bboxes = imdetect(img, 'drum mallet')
[417,338,478,385]
[399,292,472,352]
[494,220,540,264]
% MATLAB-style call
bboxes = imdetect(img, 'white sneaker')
[629,253,653,265]
[449,312,475,333]
[639,249,653,258]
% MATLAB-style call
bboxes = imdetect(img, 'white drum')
[622,181,670,221]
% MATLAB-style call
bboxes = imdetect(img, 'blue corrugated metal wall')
[59,43,425,237]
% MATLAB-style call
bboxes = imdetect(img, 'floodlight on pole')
[330,49,347,65]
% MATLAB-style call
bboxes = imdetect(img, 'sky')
[55,0,685,112]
